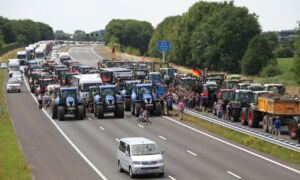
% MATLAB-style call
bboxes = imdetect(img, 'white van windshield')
[131,144,160,156]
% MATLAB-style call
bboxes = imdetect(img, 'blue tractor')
[131,84,162,117]
[94,85,124,119]
[121,80,141,111]
[51,87,85,121]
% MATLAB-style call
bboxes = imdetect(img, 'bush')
[274,47,294,58]
[260,63,282,77]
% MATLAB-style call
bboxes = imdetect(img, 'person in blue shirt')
[274,116,281,137]
[166,96,173,116]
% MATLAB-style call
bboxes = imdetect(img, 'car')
[9,71,23,83]
[6,78,21,93]
[117,137,164,178]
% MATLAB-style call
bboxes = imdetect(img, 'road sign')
[158,40,170,52]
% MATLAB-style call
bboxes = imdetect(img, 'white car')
[6,78,21,93]
[10,71,23,82]
[117,137,164,178]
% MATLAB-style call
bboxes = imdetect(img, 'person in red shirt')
[178,99,185,121]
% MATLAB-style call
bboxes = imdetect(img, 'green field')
[277,57,294,74]
[0,50,31,180]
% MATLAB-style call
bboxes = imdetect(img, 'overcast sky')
[0,0,299,33]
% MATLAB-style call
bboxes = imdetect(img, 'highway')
[5,46,300,180]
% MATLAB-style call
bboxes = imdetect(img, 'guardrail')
[173,105,300,152]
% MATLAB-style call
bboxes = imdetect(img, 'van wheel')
[129,166,135,178]
[118,161,124,172]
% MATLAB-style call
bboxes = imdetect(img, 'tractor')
[121,80,141,111]
[94,85,124,119]
[51,87,85,121]
[230,90,254,123]
[131,84,162,117]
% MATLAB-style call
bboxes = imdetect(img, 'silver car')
[6,78,21,93]
[117,137,164,178]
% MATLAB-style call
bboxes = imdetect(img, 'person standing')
[274,116,282,137]
[167,96,173,116]
[178,99,185,121]
[296,123,300,144]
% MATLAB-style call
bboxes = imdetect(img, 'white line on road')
[186,150,198,157]
[24,75,108,180]
[227,171,241,179]
[138,124,144,128]
[159,135,167,141]
[88,117,92,121]
[115,138,120,142]
[99,126,105,131]
[168,175,176,180]
[163,116,300,175]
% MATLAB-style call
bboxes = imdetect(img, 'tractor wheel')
[288,119,297,140]
[248,109,260,128]
[232,108,240,122]
[268,116,274,134]
[125,99,131,111]
[154,102,162,116]
[30,86,34,93]
[52,105,58,119]
[241,108,248,125]
[94,104,97,117]
[116,104,124,118]
[58,106,65,121]
[262,115,269,132]
[135,104,141,118]
[77,105,85,120]
[131,103,135,115]
[97,105,104,119]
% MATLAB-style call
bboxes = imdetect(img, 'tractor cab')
[233,90,254,108]
[206,77,223,86]
[247,83,264,91]
[264,84,285,95]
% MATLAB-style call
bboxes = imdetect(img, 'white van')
[117,137,164,178]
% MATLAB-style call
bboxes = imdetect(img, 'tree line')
[0,16,54,50]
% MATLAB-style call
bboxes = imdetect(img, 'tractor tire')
[232,108,240,122]
[77,105,85,120]
[58,106,65,121]
[268,116,274,134]
[135,104,141,118]
[263,115,269,132]
[248,109,260,128]
[131,103,135,115]
[154,102,162,116]
[124,99,131,111]
[116,104,124,118]
[94,104,97,117]
[30,87,34,93]
[288,119,297,140]
[96,105,104,119]
[241,108,248,125]
[52,105,58,119]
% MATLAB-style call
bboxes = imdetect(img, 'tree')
[0,16,17,43]
[104,19,153,55]
[241,35,275,75]
[262,32,278,50]
[294,24,300,84]
[274,47,294,58]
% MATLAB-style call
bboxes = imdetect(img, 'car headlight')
[133,161,141,165]
[157,159,164,164]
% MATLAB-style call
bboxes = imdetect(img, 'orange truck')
[258,93,300,139]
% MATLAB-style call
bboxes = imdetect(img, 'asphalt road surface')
[5,46,300,180]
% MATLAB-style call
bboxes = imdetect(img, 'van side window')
[119,141,126,153]
[126,145,131,154]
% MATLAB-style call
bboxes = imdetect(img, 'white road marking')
[24,75,108,180]
[90,47,105,59]
[168,175,176,180]
[159,135,167,141]
[227,171,241,179]
[99,126,105,131]
[88,117,92,121]
[115,138,120,142]
[162,116,300,175]
[138,124,144,128]
[186,150,198,157]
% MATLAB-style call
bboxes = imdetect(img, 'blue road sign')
[158,40,170,52]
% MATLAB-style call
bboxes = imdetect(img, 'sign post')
[158,40,170,62]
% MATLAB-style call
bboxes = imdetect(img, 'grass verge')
[0,50,31,179]
[168,110,300,166]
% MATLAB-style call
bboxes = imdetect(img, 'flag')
[192,68,201,78]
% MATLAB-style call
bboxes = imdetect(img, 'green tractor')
[247,91,271,128]
[94,85,124,119]
[230,90,254,123]
[51,87,85,121]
